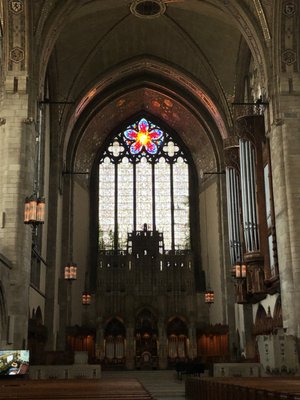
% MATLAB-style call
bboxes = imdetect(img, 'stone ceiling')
[35,0,267,176]
[73,87,218,184]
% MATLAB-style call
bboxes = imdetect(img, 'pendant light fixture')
[204,289,215,304]
[203,189,214,305]
[24,195,45,225]
[64,171,78,282]
[234,263,247,279]
[82,272,91,305]
[24,105,46,226]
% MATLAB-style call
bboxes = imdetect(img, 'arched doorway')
[28,306,47,364]
[135,309,158,369]
[253,305,273,336]
[104,318,126,368]
[167,317,188,365]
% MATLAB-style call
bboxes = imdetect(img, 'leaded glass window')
[98,117,191,251]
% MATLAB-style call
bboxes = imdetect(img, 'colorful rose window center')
[138,132,150,145]
[124,118,163,155]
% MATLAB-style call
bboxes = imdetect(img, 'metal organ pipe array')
[239,139,259,253]
[225,167,242,266]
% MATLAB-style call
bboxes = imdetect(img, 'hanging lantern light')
[64,265,70,280]
[231,265,236,277]
[24,194,46,225]
[242,263,247,278]
[82,271,91,305]
[28,194,38,223]
[24,197,30,224]
[69,263,77,280]
[82,292,91,306]
[235,263,247,279]
[64,262,77,280]
[36,197,45,223]
[205,289,214,304]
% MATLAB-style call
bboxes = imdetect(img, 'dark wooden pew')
[176,361,205,379]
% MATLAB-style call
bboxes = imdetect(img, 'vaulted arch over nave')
[0,0,299,375]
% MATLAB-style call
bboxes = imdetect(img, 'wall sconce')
[205,289,214,304]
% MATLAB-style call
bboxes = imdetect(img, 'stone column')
[95,323,104,362]
[269,116,300,337]
[54,173,71,350]
[126,323,135,369]
[0,92,33,347]
[0,0,33,349]
[188,322,197,359]
[158,322,168,369]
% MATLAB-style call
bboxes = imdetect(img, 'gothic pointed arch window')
[98,116,192,251]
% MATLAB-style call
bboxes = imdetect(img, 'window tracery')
[98,117,191,251]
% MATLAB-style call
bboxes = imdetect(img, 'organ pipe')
[226,167,242,265]
[239,139,259,253]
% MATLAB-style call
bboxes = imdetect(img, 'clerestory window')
[98,116,191,251]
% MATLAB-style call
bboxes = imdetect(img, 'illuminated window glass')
[173,157,190,250]
[98,117,191,251]
[99,158,115,250]
[136,158,153,230]
[117,158,133,249]
[155,158,172,250]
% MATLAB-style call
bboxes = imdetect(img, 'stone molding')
[6,0,26,71]
[283,1,297,17]
[281,1,298,72]
[253,0,271,42]
[223,1,267,84]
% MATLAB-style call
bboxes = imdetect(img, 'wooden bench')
[175,361,205,379]
[0,378,154,399]
[186,376,300,400]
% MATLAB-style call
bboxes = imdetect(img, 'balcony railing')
[232,102,268,120]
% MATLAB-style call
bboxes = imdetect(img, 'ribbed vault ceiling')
[50,0,242,107]
[40,0,256,173]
